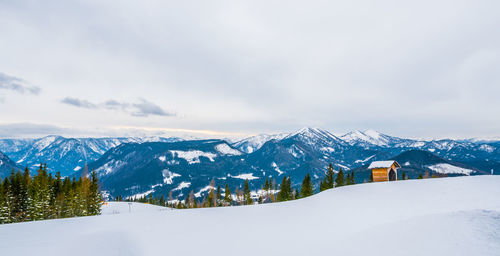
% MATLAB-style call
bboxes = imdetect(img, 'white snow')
[170,150,217,164]
[320,147,335,153]
[158,155,166,162]
[230,173,259,180]
[194,185,216,197]
[336,163,350,170]
[368,160,397,169]
[162,169,181,184]
[354,154,375,164]
[2,176,500,256]
[479,144,495,153]
[101,202,171,215]
[341,130,389,146]
[73,166,81,171]
[233,133,288,153]
[427,163,475,175]
[172,182,191,191]
[271,162,283,175]
[215,143,242,156]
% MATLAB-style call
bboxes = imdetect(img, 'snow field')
[1,176,499,256]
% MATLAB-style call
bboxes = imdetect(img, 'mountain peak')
[341,129,390,146]
[286,127,342,145]
[363,129,382,139]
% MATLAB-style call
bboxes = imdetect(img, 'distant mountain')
[1,127,498,199]
[0,151,22,178]
[87,128,392,199]
[0,136,181,176]
[233,133,288,153]
[83,140,248,200]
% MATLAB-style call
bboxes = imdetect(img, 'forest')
[0,164,101,224]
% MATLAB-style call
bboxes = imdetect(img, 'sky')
[0,0,499,140]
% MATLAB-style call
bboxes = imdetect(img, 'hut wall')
[372,168,389,182]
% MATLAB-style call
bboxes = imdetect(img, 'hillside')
[0,136,180,176]
[1,176,499,256]
[0,151,22,178]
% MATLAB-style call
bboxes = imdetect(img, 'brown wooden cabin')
[368,160,401,182]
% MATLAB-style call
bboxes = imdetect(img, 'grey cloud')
[62,97,174,117]
[130,99,174,117]
[0,73,41,95]
[61,97,97,109]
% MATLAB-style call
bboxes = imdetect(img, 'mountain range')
[0,128,498,199]
[0,135,181,177]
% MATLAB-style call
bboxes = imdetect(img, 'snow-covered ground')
[1,176,500,256]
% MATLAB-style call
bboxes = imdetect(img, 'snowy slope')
[0,151,22,177]
[1,176,499,256]
[232,133,288,153]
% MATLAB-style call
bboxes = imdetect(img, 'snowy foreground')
[1,176,500,256]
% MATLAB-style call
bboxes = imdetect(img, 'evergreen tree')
[300,173,314,198]
[224,184,232,206]
[418,173,423,179]
[277,176,292,201]
[325,164,335,189]
[335,168,345,187]
[88,171,102,215]
[348,171,355,185]
[369,172,373,182]
[264,178,270,191]
[216,185,222,206]
[207,188,215,207]
[243,179,252,205]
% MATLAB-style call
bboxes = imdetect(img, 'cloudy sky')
[0,0,499,139]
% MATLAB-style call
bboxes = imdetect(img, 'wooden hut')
[368,160,401,182]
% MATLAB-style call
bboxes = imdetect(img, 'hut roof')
[368,160,401,169]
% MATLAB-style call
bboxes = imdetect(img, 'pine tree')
[277,176,293,201]
[418,173,423,179]
[369,172,373,182]
[325,164,335,189]
[243,179,252,205]
[88,171,102,215]
[207,188,215,207]
[402,172,407,180]
[300,173,314,198]
[216,185,222,206]
[224,184,232,206]
[335,168,345,187]
[348,171,355,185]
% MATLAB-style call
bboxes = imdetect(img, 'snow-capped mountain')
[340,129,412,148]
[86,128,387,199]
[1,127,498,199]
[83,140,248,200]
[81,127,499,199]
[233,133,288,153]
[0,136,181,176]
[0,151,22,178]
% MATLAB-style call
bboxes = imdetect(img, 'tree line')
[124,164,359,208]
[0,164,102,224]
